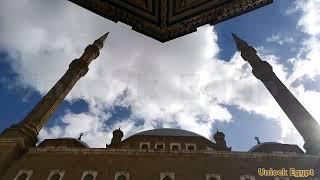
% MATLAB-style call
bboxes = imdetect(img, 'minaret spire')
[232,33,248,50]
[232,33,320,154]
[0,33,109,146]
[98,32,109,44]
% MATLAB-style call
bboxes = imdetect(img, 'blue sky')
[1,0,320,151]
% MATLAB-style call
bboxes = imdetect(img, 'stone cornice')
[28,148,320,160]
[0,137,26,149]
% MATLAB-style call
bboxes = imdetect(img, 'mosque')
[1,0,320,180]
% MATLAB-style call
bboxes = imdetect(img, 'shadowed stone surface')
[68,0,273,42]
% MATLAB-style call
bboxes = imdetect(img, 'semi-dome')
[37,138,89,148]
[134,128,203,137]
[248,142,304,154]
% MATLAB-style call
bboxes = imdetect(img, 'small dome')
[213,130,225,139]
[248,142,304,154]
[113,128,124,136]
[38,138,89,148]
[134,128,203,137]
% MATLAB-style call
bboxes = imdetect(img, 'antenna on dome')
[255,137,261,144]
[78,133,84,141]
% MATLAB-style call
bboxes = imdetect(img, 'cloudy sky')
[0,0,319,151]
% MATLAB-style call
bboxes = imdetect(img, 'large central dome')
[134,128,203,137]
[108,128,231,151]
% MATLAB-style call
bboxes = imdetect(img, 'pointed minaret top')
[99,32,109,44]
[232,33,249,50]
[93,32,109,50]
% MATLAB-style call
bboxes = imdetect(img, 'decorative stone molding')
[272,177,290,180]
[29,147,320,160]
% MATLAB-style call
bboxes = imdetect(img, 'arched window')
[141,144,149,149]
[50,174,61,180]
[186,144,196,150]
[16,173,28,180]
[160,173,174,180]
[170,143,180,150]
[117,175,126,180]
[206,173,221,180]
[81,170,97,180]
[83,174,94,180]
[140,142,150,149]
[15,170,33,180]
[155,143,165,150]
[209,177,218,180]
[47,170,65,180]
[114,171,129,180]
[240,175,255,180]
[162,176,172,180]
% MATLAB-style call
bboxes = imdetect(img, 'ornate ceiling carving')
[68,0,272,42]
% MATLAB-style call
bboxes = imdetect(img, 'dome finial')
[78,133,84,141]
[255,137,261,144]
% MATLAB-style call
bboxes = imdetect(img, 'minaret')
[232,33,320,154]
[107,128,123,148]
[213,130,231,151]
[0,33,109,147]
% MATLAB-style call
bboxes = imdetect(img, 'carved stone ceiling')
[68,0,273,42]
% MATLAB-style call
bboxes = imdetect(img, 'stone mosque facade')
[1,0,320,180]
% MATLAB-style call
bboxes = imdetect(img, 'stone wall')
[3,147,320,180]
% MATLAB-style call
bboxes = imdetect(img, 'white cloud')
[1,0,319,151]
[38,109,113,147]
[295,0,320,36]
[0,0,233,147]
[288,0,320,82]
[266,33,294,45]
[271,0,320,147]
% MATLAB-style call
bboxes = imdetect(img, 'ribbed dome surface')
[134,128,202,137]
